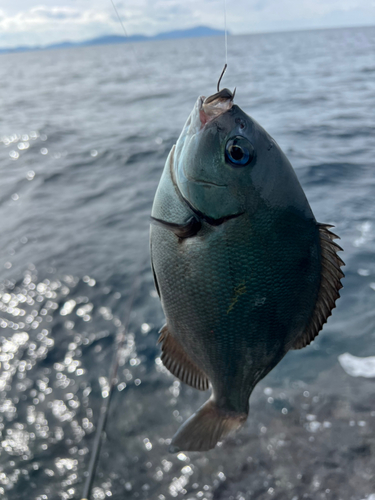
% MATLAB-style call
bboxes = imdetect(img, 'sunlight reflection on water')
[0,26,375,500]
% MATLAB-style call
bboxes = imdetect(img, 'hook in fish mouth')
[217,63,227,92]
[199,66,236,127]
[214,63,236,97]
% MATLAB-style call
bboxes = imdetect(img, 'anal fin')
[158,325,210,391]
[293,223,345,350]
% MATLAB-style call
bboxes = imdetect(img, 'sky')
[0,0,374,49]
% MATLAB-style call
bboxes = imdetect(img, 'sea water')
[0,26,375,500]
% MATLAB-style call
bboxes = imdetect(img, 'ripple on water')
[0,269,140,498]
[0,26,375,500]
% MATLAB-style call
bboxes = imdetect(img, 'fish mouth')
[176,89,234,145]
[189,178,228,188]
[199,88,235,127]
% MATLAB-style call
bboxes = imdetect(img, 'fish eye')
[225,136,255,167]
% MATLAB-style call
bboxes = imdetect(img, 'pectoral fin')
[293,224,345,350]
[150,216,201,238]
[158,325,210,391]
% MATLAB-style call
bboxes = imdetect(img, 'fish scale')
[152,211,319,406]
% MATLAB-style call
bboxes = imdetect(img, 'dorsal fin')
[158,325,210,391]
[293,224,345,350]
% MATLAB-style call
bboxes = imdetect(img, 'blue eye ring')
[225,136,255,167]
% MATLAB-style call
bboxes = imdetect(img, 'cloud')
[0,6,111,31]
[0,1,226,48]
[0,1,374,49]
[0,5,119,47]
[31,7,81,20]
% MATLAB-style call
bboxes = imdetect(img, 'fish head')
[173,89,312,221]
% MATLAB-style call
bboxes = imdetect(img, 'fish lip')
[188,178,228,188]
[199,89,234,127]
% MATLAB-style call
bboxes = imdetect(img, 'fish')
[149,87,344,453]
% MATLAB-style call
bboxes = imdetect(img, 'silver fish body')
[150,90,344,452]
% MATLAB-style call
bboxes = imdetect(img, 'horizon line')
[0,22,374,55]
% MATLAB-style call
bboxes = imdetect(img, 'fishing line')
[223,0,228,67]
[110,0,130,38]
[80,260,146,500]
[216,0,229,92]
[109,0,152,93]
[80,7,153,493]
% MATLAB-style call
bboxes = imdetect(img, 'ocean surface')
[0,25,375,500]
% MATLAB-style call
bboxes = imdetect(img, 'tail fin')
[169,398,247,453]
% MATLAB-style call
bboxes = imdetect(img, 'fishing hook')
[217,63,227,92]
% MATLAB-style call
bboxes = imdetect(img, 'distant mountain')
[0,26,226,55]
